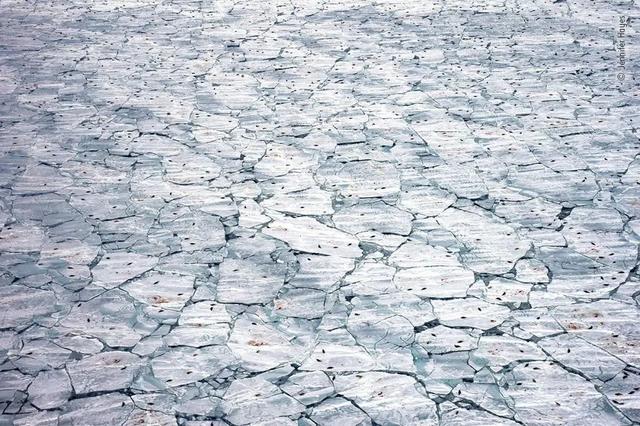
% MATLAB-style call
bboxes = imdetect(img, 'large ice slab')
[216,258,285,304]
[437,208,531,274]
[263,216,362,258]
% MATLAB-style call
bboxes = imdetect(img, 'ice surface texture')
[0,0,638,425]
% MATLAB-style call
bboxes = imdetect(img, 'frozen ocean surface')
[0,0,638,424]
